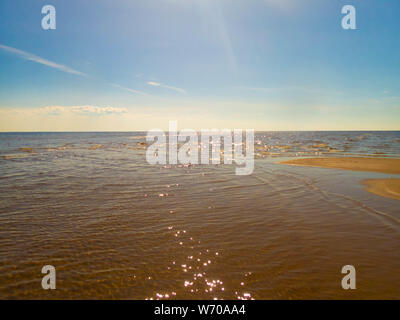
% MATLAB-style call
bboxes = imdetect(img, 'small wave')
[1,154,31,160]
[19,147,34,153]
[88,144,104,150]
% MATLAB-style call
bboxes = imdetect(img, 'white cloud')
[147,81,161,87]
[110,83,150,96]
[147,81,186,94]
[241,86,343,96]
[0,44,156,96]
[0,44,87,77]
[34,105,128,116]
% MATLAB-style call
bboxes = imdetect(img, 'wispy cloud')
[0,44,171,98]
[147,81,186,94]
[36,105,128,116]
[110,83,150,96]
[0,44,87,77]
[241,86,343,96]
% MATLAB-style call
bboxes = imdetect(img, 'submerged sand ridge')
[363,179,400,201]
[278,157,400,174]
[278,157,400,201]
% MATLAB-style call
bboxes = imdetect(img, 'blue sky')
[0,0,399,131]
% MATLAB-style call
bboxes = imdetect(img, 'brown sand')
[362,179,400,201]
[278,157,400,174]
[278,157,400,201]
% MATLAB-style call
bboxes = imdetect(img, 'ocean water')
[0,131,399,299]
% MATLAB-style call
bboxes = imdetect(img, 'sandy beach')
[279,157,400,201]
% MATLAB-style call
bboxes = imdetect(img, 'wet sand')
[278,157,400,174]
[363,179,400,201]
[278,157,400,201]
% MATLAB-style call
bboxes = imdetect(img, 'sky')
[0,0,399,131]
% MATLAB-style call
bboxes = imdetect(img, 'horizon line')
[1,130,399,133]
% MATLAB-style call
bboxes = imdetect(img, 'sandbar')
[278,157,400,201]
[278,157,400,174]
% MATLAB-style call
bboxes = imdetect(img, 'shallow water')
[0,132,399,299]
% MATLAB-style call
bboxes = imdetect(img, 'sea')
[0,131,399,299]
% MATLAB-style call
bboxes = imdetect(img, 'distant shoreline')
[0,130,400,134]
